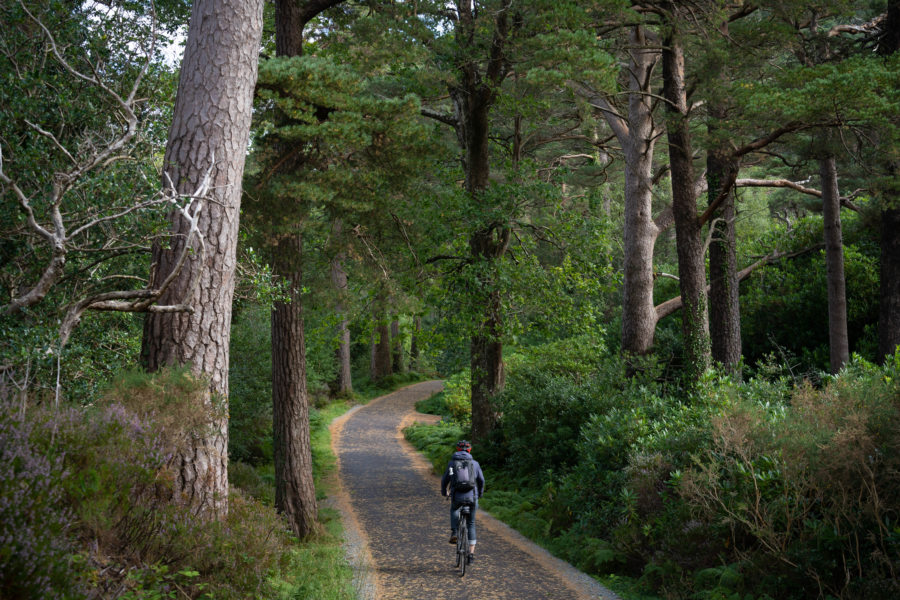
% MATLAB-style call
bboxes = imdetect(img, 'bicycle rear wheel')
[458,512,469,576]
[455,519,463,568]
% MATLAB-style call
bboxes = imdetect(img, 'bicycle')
[454,501,474,576]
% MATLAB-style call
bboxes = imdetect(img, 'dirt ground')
[329,381,620,600]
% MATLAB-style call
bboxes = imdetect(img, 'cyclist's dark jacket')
[441,450,485,503]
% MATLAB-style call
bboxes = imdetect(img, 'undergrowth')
[406,345,900,600]
[0,368,361,600]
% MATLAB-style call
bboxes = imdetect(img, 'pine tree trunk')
[620,26,662,357]
[391,318,403,373]
[878,0,900,362]
[266,0,325,539]
[662,18,711,377]
[375,321,392,379]
[469,229,507,442]
[271,234,317,537]
[372,294,392,380]
[821,155,849,373]
[330,250,352,394]
[140,0,264,519]
[410,316,421,371]
[707,116,742,375]
[450,0,511,443]
[880,205,900,361]
[369,330,377,379]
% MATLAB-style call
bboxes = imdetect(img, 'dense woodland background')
[2,0,900,598]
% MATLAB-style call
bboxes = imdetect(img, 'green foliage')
[1,1,181,401]
[409,341,900,599]
[740,214,881,374]
[229,305,275,465]
[2,367,358,599]
[403,421,467,475]
[680,354,900,600]
[733,53,900,127]
[432,370,472,424]
[246,53,429,225]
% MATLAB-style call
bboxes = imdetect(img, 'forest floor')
[329,380,619,600]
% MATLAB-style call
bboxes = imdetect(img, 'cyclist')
[441,439,484,564]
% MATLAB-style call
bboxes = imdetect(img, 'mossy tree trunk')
[707,111,742,375]
[662,9,711,378]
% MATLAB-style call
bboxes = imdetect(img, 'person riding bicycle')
[441,439,484,564]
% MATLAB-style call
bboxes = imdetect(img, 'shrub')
[0,367,329,599]
[740,215,880,372]
[497,372,606,475]
[679,355,900,599]
[403,420,466,474]
[229,305,274,465]
[440,369,472,423]
[0,406,81,600]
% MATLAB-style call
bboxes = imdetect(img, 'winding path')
[330,381,619,600]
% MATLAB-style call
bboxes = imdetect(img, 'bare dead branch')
[736,178,862,212]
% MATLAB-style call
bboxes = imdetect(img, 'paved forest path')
[330,380,619,600]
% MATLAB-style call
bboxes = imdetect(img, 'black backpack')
[450,458,476,493]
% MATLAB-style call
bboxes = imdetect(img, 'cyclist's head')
[456,440,472,452]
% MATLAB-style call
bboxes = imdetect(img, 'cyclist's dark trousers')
[450,499,477,545]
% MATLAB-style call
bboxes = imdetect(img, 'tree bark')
[271,234,317,538]
[879,206,900,360]
[330,245,352,395]
[878,0,900,362]
[372,294,393,380]
[266,0,335,539]
[620,26,663,357]
[140,0,264,519]
[662,14,711,377]
[820,155,850,373]
[449,0,511,442]
[707,111,742,375]
[410,315,421,370]
[369,329,377,379]
[391,318,404,373]
[469,227,508,442]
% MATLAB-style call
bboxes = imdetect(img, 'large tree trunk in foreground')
[821,155,849,373]
[271,234,317,538]
[662,16,711,378]
[141,0,264,519]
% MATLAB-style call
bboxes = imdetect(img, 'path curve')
[330,381,620,600]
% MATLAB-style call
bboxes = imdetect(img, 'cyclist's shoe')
[449,533,458,544]
[467,553,475,564]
